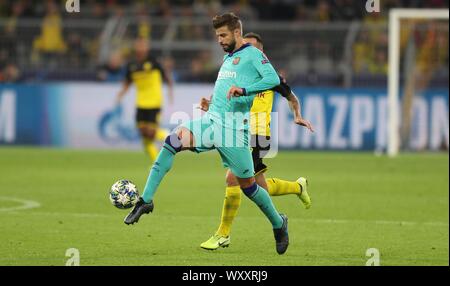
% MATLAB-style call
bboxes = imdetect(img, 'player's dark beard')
[222,39,236,53]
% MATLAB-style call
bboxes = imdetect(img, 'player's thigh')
[139,125,157,139]
[178,117,215,151]
[218,146,254,180]
[136,108,161,139]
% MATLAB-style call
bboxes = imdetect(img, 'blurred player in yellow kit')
[199,32,314,250]
[115,38,174,161]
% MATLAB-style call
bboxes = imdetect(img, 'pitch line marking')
[0,197,41,212]
[2,211,448,227]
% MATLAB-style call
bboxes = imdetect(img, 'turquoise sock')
[141,143,177,203]
[245,184,283,229]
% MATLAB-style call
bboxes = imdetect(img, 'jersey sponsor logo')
[217,70,237,80]
[233,57,240,65]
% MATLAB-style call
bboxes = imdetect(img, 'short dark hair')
[243,32,263,44]
[212,12,241,32]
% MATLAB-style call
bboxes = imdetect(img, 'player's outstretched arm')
[116,81,131,105]
[288,91,314,133]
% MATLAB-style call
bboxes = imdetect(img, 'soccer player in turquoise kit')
[124,13,289,254]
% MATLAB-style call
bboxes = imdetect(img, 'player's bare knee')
[139,127,149,138]
[176,127,195,149]
[147,127,157,140]
[225,171,239,187]
[237,177,255,189]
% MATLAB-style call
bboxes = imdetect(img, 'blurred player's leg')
[143,138,159,161]
[155,128,169,142]
[142,127,169,161]
[137,109,164,162]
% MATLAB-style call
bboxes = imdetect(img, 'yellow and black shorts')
[251,135,271,175]
[136,108,161,128]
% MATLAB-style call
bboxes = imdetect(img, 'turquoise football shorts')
[179,115,254,179]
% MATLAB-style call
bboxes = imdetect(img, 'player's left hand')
[227,86,244,100]
[294,117,314,133]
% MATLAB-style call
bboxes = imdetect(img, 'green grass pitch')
[0,147,448,266]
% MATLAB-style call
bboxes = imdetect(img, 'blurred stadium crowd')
[0,0,448,86]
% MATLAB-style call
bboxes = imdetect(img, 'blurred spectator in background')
[331,0,364,21]
[1,1,24,63]
[352,31,372,74]
[160,55,178,82]
[182,50,218,82]
[92,1,108,20]
[0,63,21,83]
[32,1,67,69]
[178,4,205,40]
[368,47,388,75]
[313,0,332,22]
[0,0,447,84]
[97,50,126,82]
[0,0,8,17]
[135,3,151,40]
[66,32,88,69]
[155,0,173,19]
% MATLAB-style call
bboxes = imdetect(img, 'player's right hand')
[198,97,210,111]
[294,117,314,133]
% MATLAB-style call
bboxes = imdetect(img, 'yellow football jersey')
[126,55,166,109]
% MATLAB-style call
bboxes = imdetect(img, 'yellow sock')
[143,139,159,161]
[155,128,169,142]
[216,186,241,237]
[266,178,301,196]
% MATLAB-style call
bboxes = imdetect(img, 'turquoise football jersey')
[207,43,280,130]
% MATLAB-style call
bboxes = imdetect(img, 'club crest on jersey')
[233,57,240,65]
